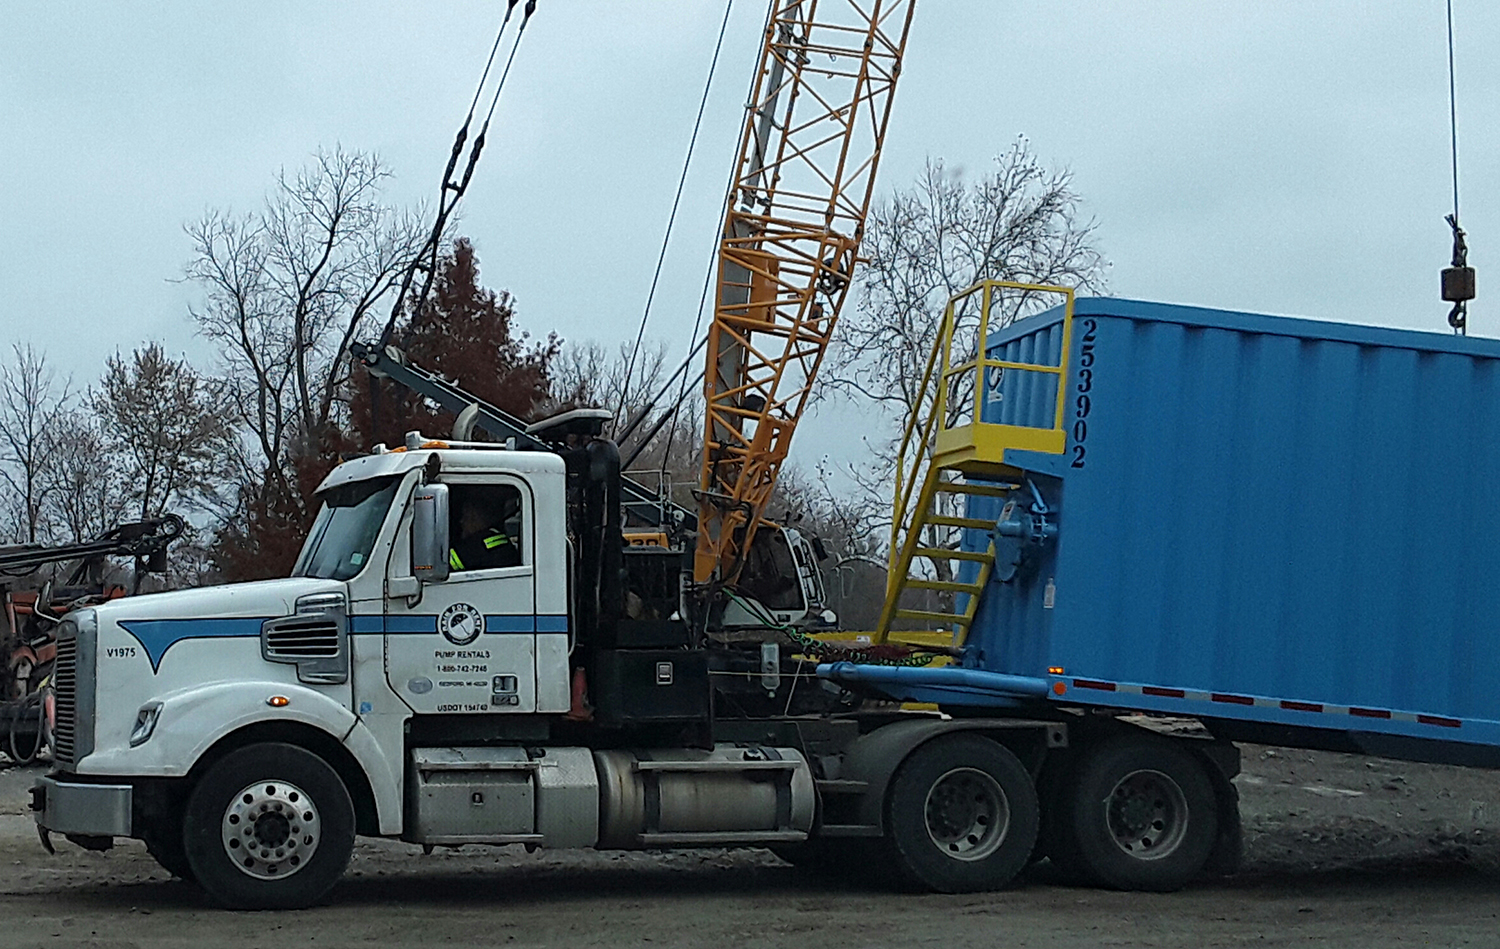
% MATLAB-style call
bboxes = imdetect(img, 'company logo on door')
[438,602,483,646]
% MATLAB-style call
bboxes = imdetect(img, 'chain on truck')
[27,2,1251,909]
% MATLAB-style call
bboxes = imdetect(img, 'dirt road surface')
[3,745,1500,948]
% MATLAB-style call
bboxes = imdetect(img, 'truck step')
[914,547,992,562]
[925,515,996,531]
[895,609,971,626]
[904,579,984,594]
[934,482,1015,497]
[814,823,883,838]
[637,830,809,846]
[414,833,545,846]
[813,779,870,794]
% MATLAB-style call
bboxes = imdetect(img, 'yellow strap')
[484,533,509,549]
[449,549,463,570]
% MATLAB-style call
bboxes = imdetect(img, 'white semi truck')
[38,418,1216,909]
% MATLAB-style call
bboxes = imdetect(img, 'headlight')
[129,702,163,747]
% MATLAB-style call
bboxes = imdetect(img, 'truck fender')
[838,718,1066,833]
[82,680,358,780]
[340,718,403,835]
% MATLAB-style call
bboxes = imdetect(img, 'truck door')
[385,477,540,714]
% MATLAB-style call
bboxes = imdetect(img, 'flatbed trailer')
[822,288,1500,880]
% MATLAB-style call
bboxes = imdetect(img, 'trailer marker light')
[1052,681,1067,695]
[1047,666,1065,675]
[1210,693,1255,706]
[267,696,290,708]
[1417,714,1461,728]
[1142,686,1186,698]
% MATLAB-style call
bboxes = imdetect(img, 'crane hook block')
[1443,266,1476,303]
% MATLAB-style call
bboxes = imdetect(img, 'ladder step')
[926,515,996,530]
[895,609,974,626]
[905,579,985,594]
[934,482,1016,497]
[915,547,992,562]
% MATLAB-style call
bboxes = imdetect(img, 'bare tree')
[824,139,1109,586]
[185,147,426,510]
[0,343,72,542]
[43,410,130,542]
[94,343,236,520]
[772,461,890,629]
[830,138,1108,420]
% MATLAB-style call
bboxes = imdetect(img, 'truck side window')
[447,484,524,572]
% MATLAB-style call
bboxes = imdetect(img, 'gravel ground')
[3,745,1500,948]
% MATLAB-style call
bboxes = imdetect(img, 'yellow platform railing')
[877,280,1075,645]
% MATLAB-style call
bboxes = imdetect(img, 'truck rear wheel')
[883,735,1038,893]
[1056,735,1218,892]
[182,742,355,909]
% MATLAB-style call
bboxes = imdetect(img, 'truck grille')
[52,624,77,765]
[263,617,342,659]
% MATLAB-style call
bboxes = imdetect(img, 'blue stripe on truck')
[120,618,266,672]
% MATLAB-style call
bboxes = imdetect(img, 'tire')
[1057,735,1218,892]
[182,743,355,909]
[882,735,1038,893]
[144,826,195,882]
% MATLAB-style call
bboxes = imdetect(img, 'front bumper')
[31,775,132,837]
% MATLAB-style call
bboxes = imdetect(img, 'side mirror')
[412,483,450,583]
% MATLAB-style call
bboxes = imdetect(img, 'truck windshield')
[293,476,400,581]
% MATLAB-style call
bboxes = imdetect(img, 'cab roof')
[315,446,565,496]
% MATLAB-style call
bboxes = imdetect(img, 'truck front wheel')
[182,742,355,909]
[1055,735,1218,892]
[883,735,1038,893]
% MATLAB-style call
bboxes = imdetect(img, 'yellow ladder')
[875,280,1076,646]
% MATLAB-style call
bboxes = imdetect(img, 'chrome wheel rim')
[1105,769,1189,860]
[923,767,1010,861]
[221,779,319,880]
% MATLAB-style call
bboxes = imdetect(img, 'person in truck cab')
[448,487,522,571]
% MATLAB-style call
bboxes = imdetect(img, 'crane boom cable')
[376,0,537,349]
[616,0,736,432]
[1442,0,1473,336]
[465,0,520,127]
[1448,0,1460,223]
[406,1,539,335]
[616,333,709,449]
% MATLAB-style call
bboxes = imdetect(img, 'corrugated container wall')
[968,298,1500,734]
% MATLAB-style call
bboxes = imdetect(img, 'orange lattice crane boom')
[695,0,915,586]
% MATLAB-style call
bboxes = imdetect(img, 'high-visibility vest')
[449,529,511,571]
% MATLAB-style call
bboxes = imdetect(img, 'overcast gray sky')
[3,1,1496,474]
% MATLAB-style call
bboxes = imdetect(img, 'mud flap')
[1195,744,1244,878]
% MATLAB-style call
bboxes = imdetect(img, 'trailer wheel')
[1060,735,1218,892]
[883,735,1038,893]
[182,742,355,909]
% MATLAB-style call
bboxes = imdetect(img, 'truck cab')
[32,429,843,907]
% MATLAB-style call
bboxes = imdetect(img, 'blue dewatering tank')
[957,296,1500,752]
